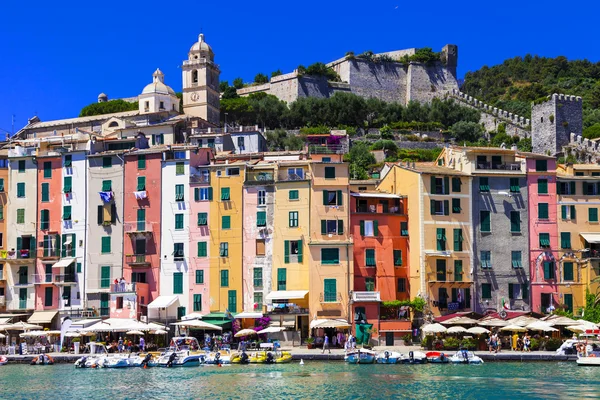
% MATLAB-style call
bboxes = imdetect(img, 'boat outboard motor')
[409,351,414,363]
[141,353,152,367]
[240,351,249,364]
[461,349,469,363]
[266,352,274,364]
[384,351,390,362]
[167,352,178,368]
[77,356,87,368]
[215,351,221,365]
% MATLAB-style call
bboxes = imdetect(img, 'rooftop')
[397,162,468,176]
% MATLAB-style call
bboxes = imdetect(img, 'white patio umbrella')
[151,329,168,335]
[467,327,490,335]
[19,330,49,338]
[442,316,480,325]
[6,322,43,331]
[257,326,287,335]
[235,329,258,338]
[422,323,447,334]
[64,331,82,338]
[478,317,509,327]
[525,321,558,332]
[447,326,468,334]
[500,324,527,332]
[171,320,222,331]
[0,333,6,339]
[126,330,145,335]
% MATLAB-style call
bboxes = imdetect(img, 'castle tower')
[442,44,458,78]
[531,93,583,155]
[182,33,221,125]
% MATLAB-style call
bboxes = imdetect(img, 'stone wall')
[345,59,408,104]
[532,94,583,155]
[406,63,458,104]
[564,133,600,163]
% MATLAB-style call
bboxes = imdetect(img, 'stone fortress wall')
[531,93,583,155]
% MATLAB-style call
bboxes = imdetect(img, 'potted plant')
[306,337,315,349]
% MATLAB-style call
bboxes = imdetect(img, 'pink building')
[189,148,212,314]
[527,156,559,314]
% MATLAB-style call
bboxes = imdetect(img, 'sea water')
[0,362,598,399]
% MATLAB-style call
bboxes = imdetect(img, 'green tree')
[233,77,244,89]
[344,141,376,180]
[219,81,229,92]
[79,99,139,117]
[516,137,533,152]
[271,69,283,78]
[583,123,600,139]
[450,121,484,142]
[254,73,269,84]
[222,86,239,99]
[265,130,303,151]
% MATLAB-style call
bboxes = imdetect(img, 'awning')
[581,233,600,244]
[0,318,11,325]
[350,192,401,199]
[234,311,263,319]
[28,310,58,324]
[147,295,179,309]
[266,290,308,301]
[52,257,76,269]
[310,319,351,329]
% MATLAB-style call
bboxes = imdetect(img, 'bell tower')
[182,34,221,125]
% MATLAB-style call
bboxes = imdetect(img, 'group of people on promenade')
[321,332,356,354]
[488,332,532,353]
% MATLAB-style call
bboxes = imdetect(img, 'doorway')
[385,332,394,346]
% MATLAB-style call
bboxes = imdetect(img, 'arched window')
[108,121,119,128]
[192,70,198,84]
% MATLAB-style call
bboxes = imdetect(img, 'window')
[538,203,549,219]
[436,259,446,281]
[436,228,446,251]
[0,206,3,221]
[253,268,263,287]
[324,279,337,302]
[176,162,184,175]
[221,270,229,287]
[221,187,230,201]
[195,270,204,284]
[103,157,112,168]
[321,219,343,235]
[359,220,378,237]
[321,248,340,265]
[222,216,231,230]
[557,181,576,195]
[175,184,184,201]
[101,236,111,253]
[543,261,555,280]
[137,177,146,191]
[511,251,522,268]
[539,232,550,248]
[564,294,573,313]
[226,168,240,176]
[323,190,343,206]
[284,240,303,263]
[220,242,229,257]
[481,251,491,269]
[18,160,25,172]
[452,177,461,192]
[174,243,184,261]
[17,209,24,224]
[173,272,183,294]
[102,180,112,192]
[159,101,165,110]
[563,262,574,281]
[289,211,299,227]
[193,294,202,312]
[365,277,375,292]
[538,178,548,194]
[254,293,263,310]
[43,161,52,178]
[258,190,266,205]
[480,211,491,232]
[138,155,146,169]
[277,268,287,290]
[510,211,521,233]
[63,177,72,193]
[289,190,299,200]
[590,207,598,223]
[44,287,53,307]
[228,290,237,313]
[324,166,336,179]
[430,200,449,216]
[174,151,186,159]
[393,249,402,266]
[40,182,48,201]
[401,222,409,236]
[197,212,207,226]
[452,198,461,213]
[0,178,3,192]
[509,178,520,193]
[17,182,25,198]
[561,232,571,249]
[365,249,376,266]
[196,187,210,201]
[152,134,164,145]
[482,283,492,299]
[256,239,265,256]
[256,211,266,227]
[63,206,72,221]
[100,266,111,289]
[197,241,207,257]
[561,205,576,220]
[136,209,146,231]
[237,136,245,150]
[454,260,463,282]
[451,228,463,251]
[175,214,184,230]
[508,283,522,300]
[397,278,406,293]
[431,176,449,195]
[287,168,304,179]
[583,182,600,195]
[535,160,547,172]
[479,177,490,192]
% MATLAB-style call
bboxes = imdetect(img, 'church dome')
[142,68,176,95]
[189,34,213,58]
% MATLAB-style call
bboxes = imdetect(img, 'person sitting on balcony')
[119,277,126,292]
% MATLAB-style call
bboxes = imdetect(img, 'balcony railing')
[476,162,522,171]
[319,292,343,303]
[245,172,275,185]
[308,144,347,155]
[37,248,60,259]
[583,249,600,259]
[125,254,152,266]
[352,291,381,302]
[4,249,35,261]
[278,172,311,182]
[355,205,404,214]
[54,274,77,285]
[124,222,154,236]
[190,174,210,184]
[110,283,136,293]
[266,305,309,315]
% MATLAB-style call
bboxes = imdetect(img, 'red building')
[350,191,411,345]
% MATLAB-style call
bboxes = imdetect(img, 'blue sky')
[1,0,598,135]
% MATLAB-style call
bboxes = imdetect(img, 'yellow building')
[556,163,600,314]
[208,161,245,313]
[378,161,473,317]
[270,160,312,337]
[308,155,353,324]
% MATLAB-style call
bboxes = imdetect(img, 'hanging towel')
[99,191,113,203]
[134,191,147,200]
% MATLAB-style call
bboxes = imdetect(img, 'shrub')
[450,121,484,142]
[254,73,269,84]
[544,338,563,351]
[530,338,541,351]
[380,125,393,140]
[583,123,600,139]
[443,337,460,350]
[421,335,434,350]
[403,135,420,142]
[402,334,413,345]
[517,137,533,152]
[461,338,477,350]
[299,125,330,135]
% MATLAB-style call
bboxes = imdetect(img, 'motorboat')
[274,351,292,363]
[425,351,449,364]
[376,350,402,364]
[131,353,160,368]
[399,351,428,364]
[449,349,484,364]
[205,346,233,365]
[344,349,376,364]
[103,354,136,368]
[156,337,205,367]
[0,355,8,365]
[577,343,600,366]
[30,354,54,365]
[556,339,580,356]
[74,342,110,368]
[230,351,250,364]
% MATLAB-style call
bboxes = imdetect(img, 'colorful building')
[0,150,8,312]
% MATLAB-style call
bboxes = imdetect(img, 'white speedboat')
[449,350,484,364]
[376,350,402,364]
[156,337,205,367]
[577,343,600,366]
[131,353,159,367]
[74,342,110,368]
[344,349,376,364]
[205,347,233,365]
[399,351,428,364]
[103,354,136,368]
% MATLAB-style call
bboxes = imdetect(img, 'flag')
[225,309,234,320]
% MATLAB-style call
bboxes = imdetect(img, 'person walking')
[118,337,124,353]
[139,337,145,352]
[322,334,331,354]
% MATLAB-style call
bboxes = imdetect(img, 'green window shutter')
[482,284,492,299]
[220,242,229,257]
[208,187,213,201]
[97,205,104,225]
[17,209,24,224]
[289,190,299,200]
[325,166,335,179]
[63,206,72,220]
[323,190,329,205]
[198,212,207,226]
[40,183,48,201]
[443,200,449,215]
[430,176,437,194]
[583,181,589,195]
[564,262,574,281]
[222,215,231,229]
[337,190,343,206]
[452,198,461,213]
[63,177,72,193]
[221,270,229,287]
[284,240,290,263]
[221,187,230,201]
[590,208,598,223]
[508,283,514,300]
[393,249,402,266]
[137,176,146,191]
[510,211,521,232]
[17,182,26,198]
[365,249,375,266]
[197,241,207,257]
[138,155,146,169]
[253,268,263,287]
[43,161,52,178]
[443,176,449,194]
[564,294,573,313]
[173,272,183,294]
[101,236,111,254]
[0,178,4,192]
[289,212,298,227]
[324,279,337,302]
[193,294,202,312]
[539,233,550,248]
[479,177,490,192]
[510,178,520,193]
[535,159,547,172]
[561,205,568,220]
[452,177,461,192]
[337,220,344,235]
[436,259,446,281]
[228,290,237,313]
[103,157,112,168]
[175,214,183,229]
[453,229,463,251]
[175,184,184,201]
[321,248,340,264]
[570,181,576,195]
[373,220,378,236]
[561,232,571,249]
[360,220,365,236]
[0,205,3,220]
[194,188,200,201]
[64,155,72,167]
[401,222,408,236]
[481,211,491,232]
[512,251,522,268]
[100,266,111,289]
[522,284,529,300]
[44,287,53,307]
[297,240,303,263]
[18,160,25,172]
[454,260,463,282]
[321,220,327,235]
[196,270,204,284]
[543,261,554,280]
[137,209,146,231]
[40,209,49,230]
[257,211,266,227]
[102,180,112,192]
[277,268,287,290]
[571,205,576,219]
[176,162,184,175]
[538,179,548,194]
[436,228,446,251]
[430,199,436,215]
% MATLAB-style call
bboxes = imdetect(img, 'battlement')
[534,93,583,106]
[450,89,530,128]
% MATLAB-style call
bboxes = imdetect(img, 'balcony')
[14,275,36,287]
[319,292,343,303]
[475,161,522,171]
[266,304,309,315]
[110,282,137,294]
[5,249,34,263]
[355,205,404,215]
[190,174,210,184]
[245,171,275,185]
[583,247,600,259]
[37,248,60,260]
[352,291,381,302]
[278,172,311,182]
[427,272,472,284]
[54,274,77,286]
[125,254,151,267]
[308,144,346,155]
[124,222,154,237]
